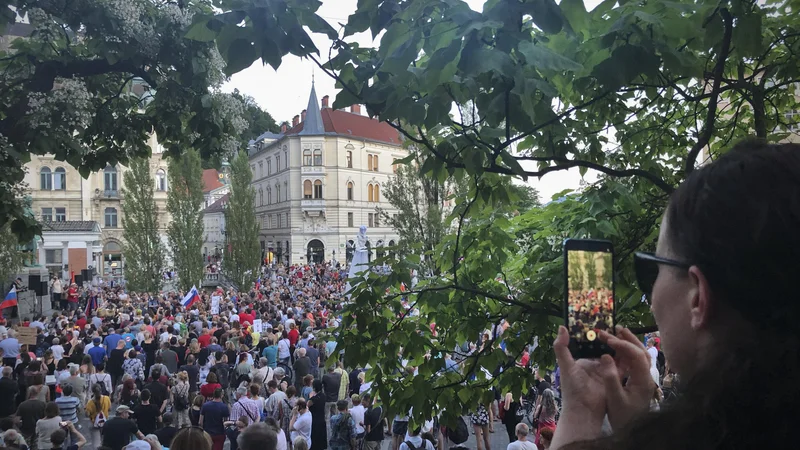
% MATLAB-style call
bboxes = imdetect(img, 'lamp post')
[332,249,336,264]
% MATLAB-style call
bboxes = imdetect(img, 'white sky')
[222,0,600,201]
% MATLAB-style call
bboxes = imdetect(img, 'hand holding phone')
[563,239,616,359]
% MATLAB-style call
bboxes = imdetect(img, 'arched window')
[367,154,373,172]
[374,184,380,202]
[40,167,52,190]
[313,180,323,199]
[267,187,271,205]
[104,207,118,228]
[346,151,353,168]
[313,148,322,166]
[372,154,379,171]
[303,149,312,166]
[347,182,354,201]
[276,154,281,170]
[284,181,288,201]
[54,167,66,190]
[104,165,118,192]
[155,169,167,191]
[276,184,281,203]
[283,146,288,169]
[303,180,312,199]
[368,184,374,202]
[259,188,264,206]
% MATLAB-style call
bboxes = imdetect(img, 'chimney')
[351,104,361,115]
[280,122,288,133]
[292,115,300,126]
[301,109,307,122]
[322,95,329,109]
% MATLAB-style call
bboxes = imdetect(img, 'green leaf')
[224,39,258,75]
[185,18,221,42]
[561,0,588,35]
[733,12,762,58]
[523,0,565,34]
[518,41,583,72]
[424,39,462,89]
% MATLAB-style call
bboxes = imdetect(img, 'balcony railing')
[301,165,326,175]
[103,190,119,198]
[301,199,326,211]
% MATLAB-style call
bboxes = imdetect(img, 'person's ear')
[688,266,714,330]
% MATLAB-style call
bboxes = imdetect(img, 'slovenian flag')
[182,286,200,308]
[0,286,18,309]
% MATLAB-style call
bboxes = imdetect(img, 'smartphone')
[563,239,616,358]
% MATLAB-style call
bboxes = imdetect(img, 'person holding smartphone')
[49,422,87,450]
[551,141,800,449]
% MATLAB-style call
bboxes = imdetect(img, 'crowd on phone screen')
[567,289,614,339]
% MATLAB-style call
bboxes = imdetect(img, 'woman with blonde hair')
[293,435,309,450]
[172,371,192,427]
[170,426,213,450]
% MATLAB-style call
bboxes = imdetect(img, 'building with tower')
[248,83,406,265]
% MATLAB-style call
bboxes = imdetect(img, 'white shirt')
[350,404,366,435]
[30,321,44,330]
[51,345,64,360]
[647,346,658,369]
[291,411,312,448]
[399,436,435,450]
[276,426,288,450]
[160,332,171,343]
[507,439,538,450]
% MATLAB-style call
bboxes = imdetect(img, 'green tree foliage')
[167,149,204,291]
[0,0,329,241]
[121,158,165,293]
[224,150,261,290]
[200,0,800,427]
[0,223,26,287]
[379,155,456,275]
[231,89,280,144]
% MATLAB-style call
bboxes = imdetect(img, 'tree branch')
[685,8,733,174]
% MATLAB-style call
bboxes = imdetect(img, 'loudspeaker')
[74,274,83,286]
[81,269,91,283]
[39,282,49,297]
[28,274,41,295]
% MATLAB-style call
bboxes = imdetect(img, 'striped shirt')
[55,395,80,423]
[230,397,260,423]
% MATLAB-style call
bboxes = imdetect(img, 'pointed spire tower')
[299,79,325,136]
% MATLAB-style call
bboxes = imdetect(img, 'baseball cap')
[116,405,132,413]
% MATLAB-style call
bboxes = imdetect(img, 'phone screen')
[566,248,614,343]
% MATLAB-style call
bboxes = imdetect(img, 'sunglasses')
[634,252,691,301]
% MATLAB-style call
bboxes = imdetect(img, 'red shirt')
[76,317,87,330]
[198,334,212,348]
[200,383,221,399]
[288,328,299,346]
[67,287,79,303]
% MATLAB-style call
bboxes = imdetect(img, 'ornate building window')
[40,167,52,190]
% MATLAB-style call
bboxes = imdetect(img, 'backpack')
[332,412,354,445]
[173,386,189,411]
[92,399,107,428]
[447,417,469,445]
[404,439,433,450]
[96,375,110,397]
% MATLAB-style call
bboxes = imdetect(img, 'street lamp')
[332,250,336,263]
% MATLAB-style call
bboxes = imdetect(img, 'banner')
[253,319,262,333]
[210,295,220,314]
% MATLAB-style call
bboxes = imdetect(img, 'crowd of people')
[0,260,533,450]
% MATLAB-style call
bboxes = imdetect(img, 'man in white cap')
[101,405,145,450]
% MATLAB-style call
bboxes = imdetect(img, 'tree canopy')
[0,0,326,242]
[147,0,800,427]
